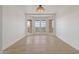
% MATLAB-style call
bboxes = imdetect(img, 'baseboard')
[2,34,26,51]
[56,35,79,51]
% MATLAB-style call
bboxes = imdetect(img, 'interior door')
[35,20,41,33]
[41,20,47,32]
[34,20,47,33]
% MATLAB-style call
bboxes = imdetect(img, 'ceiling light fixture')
[36,5,45,13]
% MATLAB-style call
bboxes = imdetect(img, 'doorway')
[34,20,47,33]
[25,13,55,35]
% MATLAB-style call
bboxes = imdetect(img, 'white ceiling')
[24,5,74,14]
[18,5,79,17]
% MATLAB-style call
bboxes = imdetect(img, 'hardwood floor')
[3,35,79,54]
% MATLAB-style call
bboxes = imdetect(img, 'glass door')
[35,20,41,32]
[41,20,47,32]
[34,20,47,33]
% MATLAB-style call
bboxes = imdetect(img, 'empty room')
[0,5,79,54]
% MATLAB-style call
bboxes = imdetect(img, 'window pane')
[35,20,40,27]
[35,20,40,32]
[41,20,46,32]
[41,20,46,27]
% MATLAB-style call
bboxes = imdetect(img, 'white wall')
[2,5,79,51]
[23,5,79,50]
[56,6,79,50]
[0,6,2,50]
[2,6,25,50]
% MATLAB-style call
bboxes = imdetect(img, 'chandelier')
[36,5,45,13]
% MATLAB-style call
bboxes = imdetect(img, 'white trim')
[2,34,26,50]
[25,13,56,15]
[25,13,56,36]
[56,35,79,51]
